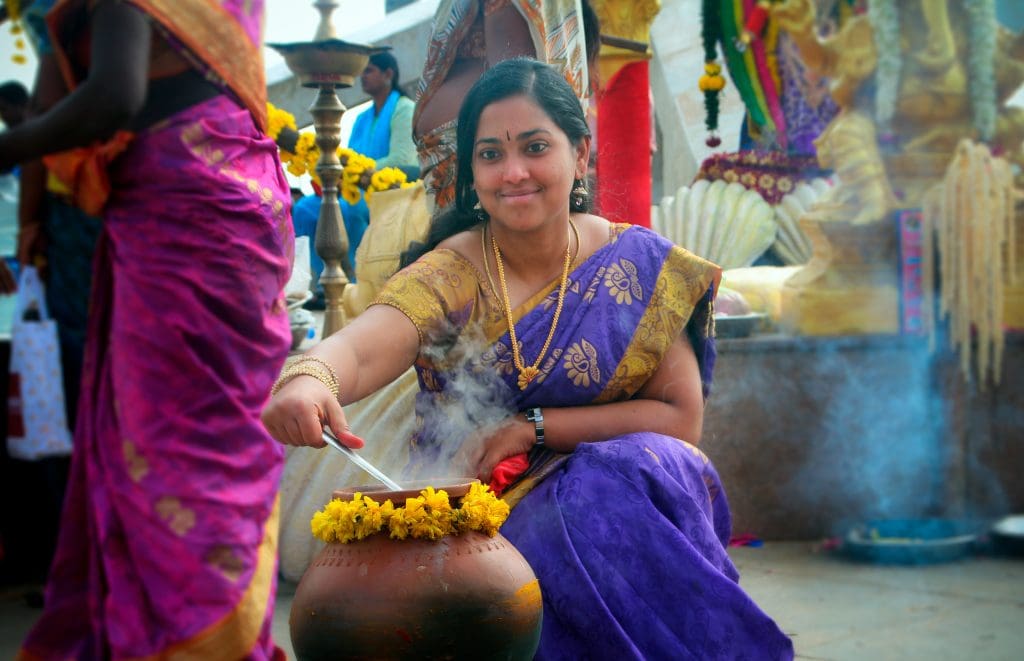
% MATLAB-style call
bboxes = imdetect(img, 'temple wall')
[704,335,1024,540]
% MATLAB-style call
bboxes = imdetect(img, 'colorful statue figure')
[773,0,1024,223]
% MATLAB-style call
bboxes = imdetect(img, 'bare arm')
[470,333,706,482]
[0,1,150,171]
[260,304,421,448]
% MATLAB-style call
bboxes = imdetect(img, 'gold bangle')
[272,362,340,399]
[292,356,340,389]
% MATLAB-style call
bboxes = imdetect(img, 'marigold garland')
[310,482,511,544]
[265,102,418,200]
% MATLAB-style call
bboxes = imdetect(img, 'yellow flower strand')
[310,482,510,544]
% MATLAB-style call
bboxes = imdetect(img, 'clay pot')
[289,480,542,660]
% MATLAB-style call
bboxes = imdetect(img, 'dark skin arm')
[0,1,150,171]
[15,52,70,271]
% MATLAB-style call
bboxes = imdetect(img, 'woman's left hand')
[455,415,535,483]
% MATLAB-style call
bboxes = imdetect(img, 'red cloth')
[488,453,530,495]
[596,61,651,227]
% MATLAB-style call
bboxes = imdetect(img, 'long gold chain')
[491,219,577,390]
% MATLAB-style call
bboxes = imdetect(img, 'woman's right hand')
[261,375,365,450]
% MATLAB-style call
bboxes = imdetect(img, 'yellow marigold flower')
[401,494,455,541]
[341,183,362,205]
[704,62,721,75]
[311,510,337,543]
[698,75,725,92]
[265,102,297,141]
[420,487,452,514]
[387,503,412,540]
[457,483,510,536]
[338,147,356,165]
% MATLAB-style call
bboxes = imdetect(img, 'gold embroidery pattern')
[582,266,606,303]
[180,123,289,235]
[563,339,601,388]
[481,339,517,376]
[534,347,563,386]
[148,497,281,660]
[154,496,197,537]
[123,440,150,483]
[373,251,481,345]
[595,247,718,404]
[205,545,246,583]
[604,259,643,305]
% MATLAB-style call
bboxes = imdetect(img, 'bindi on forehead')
[506,130,511,142]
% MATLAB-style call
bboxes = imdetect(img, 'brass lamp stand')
[268,1,386,337]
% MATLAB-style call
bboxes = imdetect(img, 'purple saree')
[18,96,292,660]
[374,224,793,658]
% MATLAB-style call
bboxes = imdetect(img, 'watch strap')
[525,407,545,446]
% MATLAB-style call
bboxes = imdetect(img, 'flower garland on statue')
[310,482,511,544]
[265,102,416,204]
[869,0,996,142]
[699,0,727,147]
[6,0,28,65]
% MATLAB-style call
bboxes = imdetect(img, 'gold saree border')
[594,246,721,404]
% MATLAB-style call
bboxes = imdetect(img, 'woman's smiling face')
[471,94,589,232]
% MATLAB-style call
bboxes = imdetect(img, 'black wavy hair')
[368,51,407,97]
[401,57,591,267]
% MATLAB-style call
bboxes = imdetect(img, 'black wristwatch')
[524,407,545,447]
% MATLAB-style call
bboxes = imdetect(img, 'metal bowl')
[843,518,979,564]
[714,312,766,338]
[267,39,389,88]
[990,514,1024,556]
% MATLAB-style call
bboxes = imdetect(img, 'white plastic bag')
[6,266,73,460]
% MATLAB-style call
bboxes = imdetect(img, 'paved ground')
[2,541,1022,660]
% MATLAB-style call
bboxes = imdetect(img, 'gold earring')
[572,179,588,206]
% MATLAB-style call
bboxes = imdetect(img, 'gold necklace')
[491,219,577,390]
[482,220,580,299]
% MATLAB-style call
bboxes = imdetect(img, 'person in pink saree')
[0,1,292,658]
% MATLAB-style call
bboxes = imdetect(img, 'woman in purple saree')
[265,58,792,659]
[0,1,291,658]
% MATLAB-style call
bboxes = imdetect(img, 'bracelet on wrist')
[272,356,341,399]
